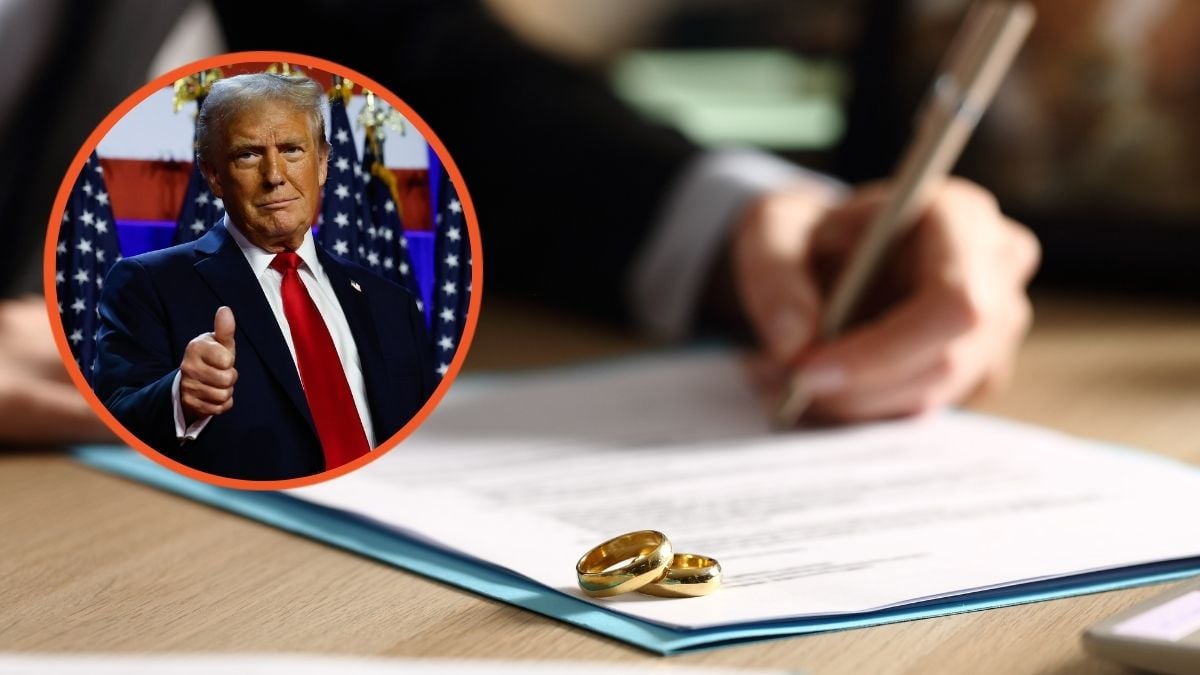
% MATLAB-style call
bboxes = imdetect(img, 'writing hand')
[734,179,1039,423]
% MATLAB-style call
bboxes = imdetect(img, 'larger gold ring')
[576,530,673,598]
[638,553,722,598]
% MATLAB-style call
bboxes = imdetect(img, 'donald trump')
[95,73,435,481]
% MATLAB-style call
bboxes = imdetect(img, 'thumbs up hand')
[180,306,239,425]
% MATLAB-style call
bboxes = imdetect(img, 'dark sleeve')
[93,258,181,451]
[213,0,701,322]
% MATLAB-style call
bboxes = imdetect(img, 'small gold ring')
[638,553,722,598]
[576,530,673,598]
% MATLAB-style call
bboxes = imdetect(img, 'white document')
[292,351,1200,629]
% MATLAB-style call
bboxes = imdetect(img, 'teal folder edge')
[75,446,1200,656]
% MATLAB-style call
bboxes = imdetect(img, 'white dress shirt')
[173,217,376,448]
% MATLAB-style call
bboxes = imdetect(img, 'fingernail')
[770,310,810,360]
[795,362,845,395]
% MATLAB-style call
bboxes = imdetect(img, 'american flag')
[318,96,371,265]
[56,152,122,383]
[431,173,471,378]
[172,156,225,245]
[361,130,421,302]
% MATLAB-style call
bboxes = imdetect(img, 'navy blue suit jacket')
[94,223,435,481]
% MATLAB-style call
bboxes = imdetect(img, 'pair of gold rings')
[575,530,721,599]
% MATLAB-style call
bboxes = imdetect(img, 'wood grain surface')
[1,291,1197,673]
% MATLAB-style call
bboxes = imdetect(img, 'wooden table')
[2,292,1198,673]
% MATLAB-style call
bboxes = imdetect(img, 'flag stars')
[56,271,65,285]
[384,199,395,213]
[333,240,349,256]
[333,212,349,228]
[335,156,350,172]
[384,257,394,270]
[436,362,449,377]
[442,281,457,296]
[69,329,84,345]
[81,182,93,196]
[80,210,94,227]
[448,199,462,214]
[444,254,459,268]
[335,128,350,144]
[399,261,409,275]
[95,219,109,234]
[190,219,206,235]
[56,241,67,255]
[438,335,454,351]
[95,191,109,206]
[439,308,455,323]
[334,184,350,200]
[446,227,461,242]
[366,251,379,267]
[71,298,87,314]
[73,269,90,285]
[76,239,93,255]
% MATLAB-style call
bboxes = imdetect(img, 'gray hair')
[195,73,329,165]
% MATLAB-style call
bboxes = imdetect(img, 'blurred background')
[4,0,1197,304]
[488,0,1199,295]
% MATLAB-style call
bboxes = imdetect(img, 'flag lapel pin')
[350,280,362,293]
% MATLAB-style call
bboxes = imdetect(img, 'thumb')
[733,193,828,365]
[758,270,821,365]
[736,227,823,364]
[213,306,236,354]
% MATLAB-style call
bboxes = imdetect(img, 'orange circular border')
[43,51,484,491]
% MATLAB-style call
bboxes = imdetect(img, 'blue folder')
[75,446,1200,655]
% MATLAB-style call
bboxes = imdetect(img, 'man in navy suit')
[94,73,435,481]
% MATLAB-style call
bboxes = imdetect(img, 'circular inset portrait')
[45,52,481,488]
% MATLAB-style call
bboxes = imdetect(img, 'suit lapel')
[318,248,391,441]
[193,225,317,435]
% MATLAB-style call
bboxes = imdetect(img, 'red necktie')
[270,251,370,470]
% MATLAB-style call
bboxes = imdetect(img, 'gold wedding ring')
[576,530,673,598]
[639,553,723,598]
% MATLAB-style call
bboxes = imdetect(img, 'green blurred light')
[612,49,848,151]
